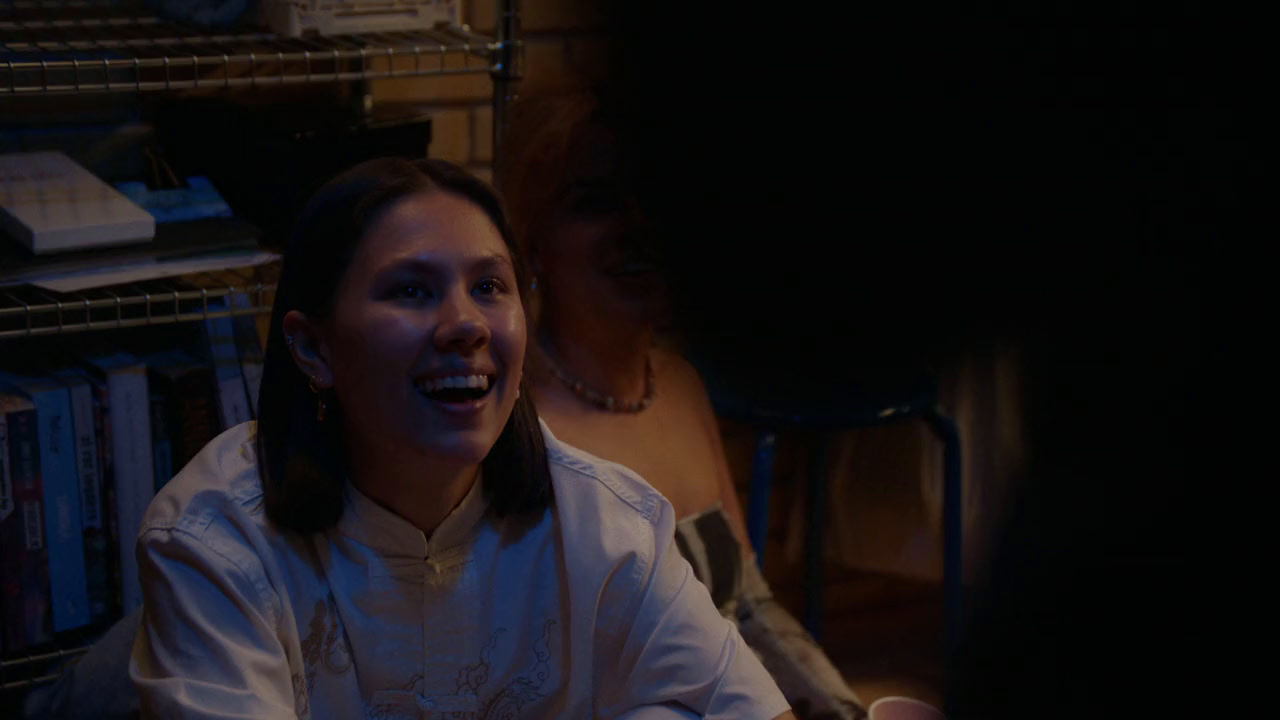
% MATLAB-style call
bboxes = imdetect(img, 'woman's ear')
[282,310,333,389]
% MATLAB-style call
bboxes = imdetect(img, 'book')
[0,373,91,633]
[0,406,7,655]
[0,391,52,651]
[82,353,153,615]
[140,349,219,487]
[202,294,252,431]
[80,368,122,619]
[0,151,155,255]
[54,369,111,626]
[148,383,173,496]
[229,290,265,418]
[0,215,265,289]
[114,176,233,224]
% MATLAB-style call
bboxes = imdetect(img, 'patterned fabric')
[675,505,868,720]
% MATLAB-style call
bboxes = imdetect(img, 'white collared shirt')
[130,420,789,719]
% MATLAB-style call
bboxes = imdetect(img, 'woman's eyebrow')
[470,254,514,274]
[380,254,510,273]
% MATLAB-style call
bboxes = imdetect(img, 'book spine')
[88,379,121,619]
[230,291,265,419]
[149,385,173,495]
[205,296,251,430]
[1,410,13,655]
[68,379,110,625]
[1,412,11,526]
[170,368,218,475]
[107,367,153,615]
[4,407,51,650]
[33,386,90,632]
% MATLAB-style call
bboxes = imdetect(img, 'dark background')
[597,5,1234,717]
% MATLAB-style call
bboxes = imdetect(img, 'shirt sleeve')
[130,524,300,720]
[596,498,791,720]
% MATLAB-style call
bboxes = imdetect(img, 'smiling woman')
[257,158,546,537]
[276,184,533,536]
[119,158,797,719]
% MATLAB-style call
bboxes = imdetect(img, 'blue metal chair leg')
[926,407,963,653]
[747,430,777,570]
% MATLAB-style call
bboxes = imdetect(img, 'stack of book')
[0,300,266,656]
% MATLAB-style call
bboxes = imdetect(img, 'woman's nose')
[434,293,490,352]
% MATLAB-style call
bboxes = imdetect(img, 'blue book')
[0,373,90,632]
[113,176,234,224]
[54,369,111,626]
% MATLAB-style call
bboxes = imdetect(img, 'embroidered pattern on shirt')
[292,671,310,718]
[477,618,557,718]
[369,619,558,719]
[300,593,354,696]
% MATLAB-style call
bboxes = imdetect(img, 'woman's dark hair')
[256,157,552,534]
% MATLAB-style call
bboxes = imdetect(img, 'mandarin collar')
[336,472,489,560]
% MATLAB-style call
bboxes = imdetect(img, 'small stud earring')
[531,276,539,291]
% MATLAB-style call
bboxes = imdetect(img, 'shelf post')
[492,0,521,184]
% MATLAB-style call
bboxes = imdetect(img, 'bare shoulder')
[650,347,713,403]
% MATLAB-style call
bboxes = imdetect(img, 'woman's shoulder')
[650,345,707,394]
[139,421,270,546]
[649,346,725,437]
[540,419,674,539]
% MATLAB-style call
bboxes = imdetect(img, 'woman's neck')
[344,435,479,538]
[536,316,653,404]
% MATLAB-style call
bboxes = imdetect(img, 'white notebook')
[0,151,155,255]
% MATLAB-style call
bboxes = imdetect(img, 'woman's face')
[535,123,667,330]
[318,189,526,469]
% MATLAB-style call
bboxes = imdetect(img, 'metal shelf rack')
[0,262,279,338]
[1,17,496,94]
[0,629,97,692]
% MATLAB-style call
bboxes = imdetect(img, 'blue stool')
[700,365,963,652]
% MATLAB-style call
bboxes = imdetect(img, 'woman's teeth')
[417,375,491,393]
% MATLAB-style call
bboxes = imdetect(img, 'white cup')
[867,696,946,720]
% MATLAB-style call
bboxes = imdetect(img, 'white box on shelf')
[0,152,155,256]
[260,0,462,37]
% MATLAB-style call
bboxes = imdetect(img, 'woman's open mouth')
[415,374,495,404]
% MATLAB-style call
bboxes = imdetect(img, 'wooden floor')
[766,562,946,710]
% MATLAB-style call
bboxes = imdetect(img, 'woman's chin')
[412,431,502,469]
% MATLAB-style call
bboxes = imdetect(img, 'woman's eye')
[391,284,429,300]
[474,278,506,296]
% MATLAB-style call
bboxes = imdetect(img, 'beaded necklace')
[544,352,656,413]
